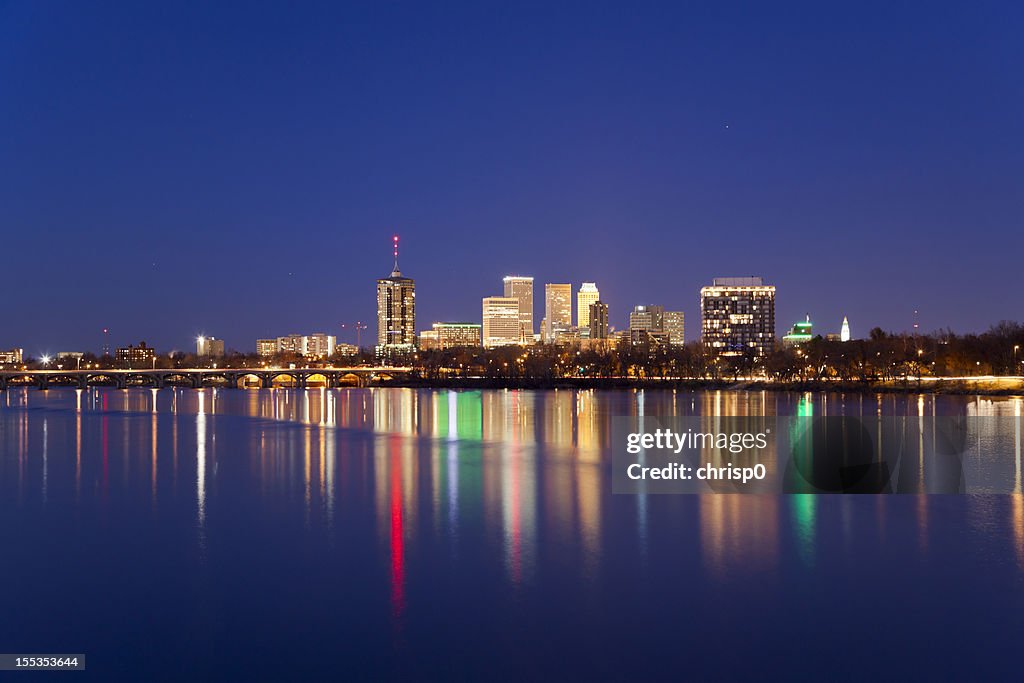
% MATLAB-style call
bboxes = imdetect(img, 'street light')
[41,354,52,368]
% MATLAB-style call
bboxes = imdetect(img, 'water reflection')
[701,495,779,578]
[791,494,816,567]
[197,390,207,539]
[2,387,1024,637]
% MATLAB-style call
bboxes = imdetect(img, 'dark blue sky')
[2,1,1022,354]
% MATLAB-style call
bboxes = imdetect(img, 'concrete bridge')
[0,367,414,390]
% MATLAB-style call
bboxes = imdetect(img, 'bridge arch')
[235,373,263,389]
[270,372,300,388]
[86,374,123,388]
[200,373,232,388]
[305,373,329,388]
[336,372,364,388]
[162,373,196,388]
[45,374,85,388]
[126,373,159,388]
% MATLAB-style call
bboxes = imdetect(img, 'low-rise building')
[116,341,156,369]
[303,333,336,358]
[196,336,225,357]
[418,330,440,351]
[256,339,277,357]
[256,334,337,359]
[333,343,359,357]
[56,352,85,368]
[432,322,481,349]
[782,316,814,348]
[0,348,24,365]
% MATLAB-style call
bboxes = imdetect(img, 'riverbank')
[380,376,1024,396]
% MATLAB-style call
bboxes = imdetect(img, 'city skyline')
[4,3,1023,352]
[0,236,975,356]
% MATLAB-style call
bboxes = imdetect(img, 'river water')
[1,388,1022,680]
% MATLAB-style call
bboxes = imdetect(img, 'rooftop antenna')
[391,234,401,276]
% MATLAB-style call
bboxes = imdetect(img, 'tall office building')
[482,297,521,348]
[628,305,667,345]
[544,284,572,342]
[576,283,600,330]
[502,276,534,342]
[841,316,851,342]
[629,305,664,332]
[700,277,776,357]
[377,237,416,354]
[663,311,685,345]
[589,301,609,340]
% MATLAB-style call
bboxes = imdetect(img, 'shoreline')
[377,376,1024,397]
[3,376,1022,397]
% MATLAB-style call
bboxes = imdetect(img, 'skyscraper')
[700,277,776,357]
[629,305,664,332]
[482,297,521,348]
[544,283,572,342]
[841,316,851,342]
[376,236,416,355]
[577,282,600,331]
[502,276,534,342]
[628,305,667,345]
[589,301,609,340]
[663,311,685,345]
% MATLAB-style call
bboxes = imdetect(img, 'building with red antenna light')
[376,235,416,358]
